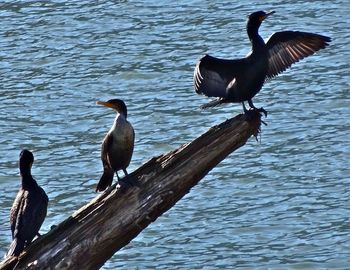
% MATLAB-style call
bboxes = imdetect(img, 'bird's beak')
[96,101,115,109]
[262,10,275,21]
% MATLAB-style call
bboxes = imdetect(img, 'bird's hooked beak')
[96,100,113,108]
[261,11,275,21]
[96,100,122,113]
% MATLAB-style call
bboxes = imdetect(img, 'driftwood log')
[0,112,262,270]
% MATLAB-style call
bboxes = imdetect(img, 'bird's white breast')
[109,114,134,151]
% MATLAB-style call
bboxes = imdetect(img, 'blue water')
[0,1,349,269]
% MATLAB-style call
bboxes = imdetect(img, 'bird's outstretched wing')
[265,31,331,80]
[194,54,243,98]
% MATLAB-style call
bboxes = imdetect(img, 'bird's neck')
[116,103,127,119]
[112,113,128,130]
[247,25,265,51]
[115,112,126,121]
[115,111,127,121]
[20,173,36,189]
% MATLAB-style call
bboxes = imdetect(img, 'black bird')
[7,149,48,257]
[194,11,331,114]
[96,99,135,192]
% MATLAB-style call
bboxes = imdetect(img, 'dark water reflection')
[0,1,349,269]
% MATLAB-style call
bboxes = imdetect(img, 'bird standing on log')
[7,149,48,257]
[193,10,331,114]
[96,99,135,192]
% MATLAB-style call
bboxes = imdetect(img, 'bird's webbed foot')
[117,178,133,193]
[244,108,263,121]
[242,101,267,127]
[247,100,268,117]
[117,169,139,189]
[256,107,267,117]
[242,102,249,114]
[118,177,134,187]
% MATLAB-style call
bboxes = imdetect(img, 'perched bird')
[194,10,331,114]
[96,99,135,192]
[7,149,48,257]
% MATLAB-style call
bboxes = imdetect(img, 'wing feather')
[101,132,113,170]
[265,31,331,80]
[193,54,244,98]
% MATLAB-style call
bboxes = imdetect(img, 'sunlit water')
[0,1,349,269]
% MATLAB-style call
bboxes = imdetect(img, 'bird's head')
[19,149,34,173]
[247,10,275,29]
[96,99,128,117]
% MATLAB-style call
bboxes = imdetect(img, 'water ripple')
[1,1,349,269]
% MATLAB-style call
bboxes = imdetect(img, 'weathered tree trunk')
[0,112,261,270]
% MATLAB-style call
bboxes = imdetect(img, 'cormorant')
[96,99,135,192]
[193,11,331,114]
[7,149,48,257]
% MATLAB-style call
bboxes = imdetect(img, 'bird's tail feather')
[96,169,114,192]
[200,99,224,109]
[6,238,25,257]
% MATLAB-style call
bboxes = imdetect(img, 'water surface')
[0,1,349,269]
